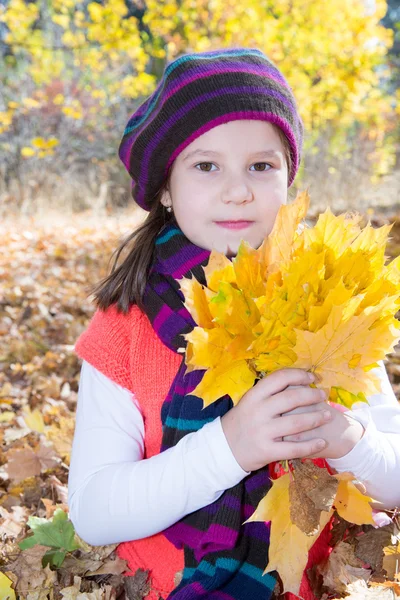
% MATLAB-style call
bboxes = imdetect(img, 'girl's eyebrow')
[182,149,280,162]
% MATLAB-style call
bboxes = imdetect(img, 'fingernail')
[323,410,331,420]
[319,389,326,399]
[316,440,326,449]
[308,372,315,381]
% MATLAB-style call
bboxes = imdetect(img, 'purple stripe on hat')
[128,63,289,140]
[130,82,296,176]
[137,87,299,203]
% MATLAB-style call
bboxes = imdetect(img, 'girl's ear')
[160,187,172,209]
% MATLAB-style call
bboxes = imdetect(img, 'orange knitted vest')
[74,304,184,600]
[74,303,331,600]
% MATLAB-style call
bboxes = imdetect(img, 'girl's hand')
[220,368,332,473]
[282,401,365,459]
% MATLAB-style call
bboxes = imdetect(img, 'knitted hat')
[119,47,303,212]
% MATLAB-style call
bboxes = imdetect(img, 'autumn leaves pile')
[178,190,400,595]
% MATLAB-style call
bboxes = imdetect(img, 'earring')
[166,206,172,213]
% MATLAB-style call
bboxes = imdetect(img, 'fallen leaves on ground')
[0,211,154,599]
[0,208,399,599]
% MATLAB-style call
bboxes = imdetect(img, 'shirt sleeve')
[67,360,249,546]
[326,360,400,509]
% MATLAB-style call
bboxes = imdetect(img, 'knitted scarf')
[142,220,278,600]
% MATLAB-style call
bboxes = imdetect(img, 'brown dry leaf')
[289,460,338,534]
[6,440,59,482]
[355,526,393,570]
[124,568,152,600]
[40,497,69,518]
[86,556,128,576]
[35,439,61,470]
[47,474,69,504]
[61,555,103,576]
[319,540,371,594]
[59,575,116,599]
[7,545,57,598]
[0,505,29,538]
[289,475,321,535]
[6,448,42,481]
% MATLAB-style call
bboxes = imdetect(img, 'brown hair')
[91,127,293,315]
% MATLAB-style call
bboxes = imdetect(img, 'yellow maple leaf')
[179,277,214,329]
[333,473,375,525]
[303,208,362,255]
[291,296,400,397]
[244,474,333,596]
[258,189,309,274]
[185,327,233,370]
[0,572,16,600]
[233,240,265,297]
[22,406,45,434]
[203,249,236,292]
[208,282,260,336]
[179,189,400,411]
[191,359,256,407]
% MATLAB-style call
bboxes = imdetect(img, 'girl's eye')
[195,162,272,172]
[195,162,216,172]
[251,162,272,172]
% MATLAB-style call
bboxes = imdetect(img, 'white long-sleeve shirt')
[67,359,400,546]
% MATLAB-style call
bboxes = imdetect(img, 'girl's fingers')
[254,368,314,398]
[274,408,331,438]
[269,387,326,417]
[276,438,327,461]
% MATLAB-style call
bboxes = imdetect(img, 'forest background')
[1,0,400,215]
[1,1,400,599]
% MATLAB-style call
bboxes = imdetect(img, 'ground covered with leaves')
[0,208,399,599]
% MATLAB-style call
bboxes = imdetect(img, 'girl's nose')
[221,180,254,204]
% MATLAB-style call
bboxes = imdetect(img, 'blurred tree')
[381,0,400,166]
[0,0,397,206]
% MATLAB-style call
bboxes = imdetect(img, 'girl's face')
[160,120,289,257]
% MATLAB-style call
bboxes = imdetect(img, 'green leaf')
[42,548,67,569]
[18,509,81,567]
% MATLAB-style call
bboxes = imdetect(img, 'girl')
[68,48,400,600]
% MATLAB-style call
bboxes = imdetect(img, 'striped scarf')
[143,220,278,599]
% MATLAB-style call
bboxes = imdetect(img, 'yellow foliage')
[244,474,333,596]
[333,473,375,525]
[1,0,396,171]
[180,190,400,409]
[21,147,35,158]
[0,572,16,600]
[21,406,45,434]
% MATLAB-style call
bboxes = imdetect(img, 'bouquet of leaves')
[178,191,400,597]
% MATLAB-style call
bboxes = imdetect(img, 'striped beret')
[119,47,303,212]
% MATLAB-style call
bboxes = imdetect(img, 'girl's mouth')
[214,221,254,230]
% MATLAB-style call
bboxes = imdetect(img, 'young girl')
[68,48,400,600]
